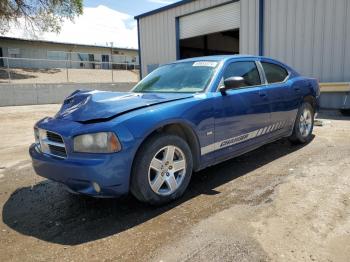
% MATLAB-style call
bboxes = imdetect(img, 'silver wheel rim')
[148,145,187,196]
[299,108,313,137]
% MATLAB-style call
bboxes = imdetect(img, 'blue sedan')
[30,55,320,205]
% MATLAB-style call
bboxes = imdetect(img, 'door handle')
[294,87,301,93]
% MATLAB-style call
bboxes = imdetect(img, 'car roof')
[169,55,294,71]
[173,55,258,63]
[161,55,298,75]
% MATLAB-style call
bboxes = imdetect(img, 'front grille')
[38,130,67,159]
[46,131,64,143]
[48,144,67,158]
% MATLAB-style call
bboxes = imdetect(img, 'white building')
[0,36,139,70]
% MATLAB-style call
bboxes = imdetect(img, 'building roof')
[0,36,138,52]
[134,0,195,19]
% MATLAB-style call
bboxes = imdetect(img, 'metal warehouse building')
[135,0,350,83]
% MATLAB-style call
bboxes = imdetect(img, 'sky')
[84,0,180,16]
[2,0,180,49]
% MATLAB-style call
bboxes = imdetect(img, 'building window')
[78,53,90,61]
[8,48,20,58]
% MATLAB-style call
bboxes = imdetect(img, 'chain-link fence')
[0,57,140,84]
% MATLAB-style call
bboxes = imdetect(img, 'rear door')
[208,60,271,159]
[259,60,299,134]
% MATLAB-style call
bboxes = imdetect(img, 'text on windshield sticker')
[193,61,218,67]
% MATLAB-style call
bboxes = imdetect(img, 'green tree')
[0,0,83,34]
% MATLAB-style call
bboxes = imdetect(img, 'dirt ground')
[0,68,139,84]
[0,105,349,262]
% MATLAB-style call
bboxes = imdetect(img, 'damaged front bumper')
[29,143,131,197]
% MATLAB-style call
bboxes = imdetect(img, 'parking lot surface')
[0,105,349,262]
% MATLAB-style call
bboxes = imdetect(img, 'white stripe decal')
[277,121,282,130]
[273,123,278,131]
[201,121,289,155]
[257,128,263,136]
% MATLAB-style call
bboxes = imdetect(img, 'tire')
[289,102,315,144]
[130,133,193,205]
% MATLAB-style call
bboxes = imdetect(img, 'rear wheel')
[289,102,314,144]
[130,133,193,205]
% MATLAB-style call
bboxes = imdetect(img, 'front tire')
[289,102,314,144]
[130,133,193,205]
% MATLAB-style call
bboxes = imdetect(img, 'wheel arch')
[132,120,201,174]
[303,95,317,111]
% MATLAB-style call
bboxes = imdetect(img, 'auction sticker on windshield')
[193,61,218,67]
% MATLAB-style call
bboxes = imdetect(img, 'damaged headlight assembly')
[73,132,121,153]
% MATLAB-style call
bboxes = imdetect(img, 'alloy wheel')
[299,108,313,137]
[148,145,187,196]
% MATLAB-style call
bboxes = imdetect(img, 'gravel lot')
[0,105,349,262]
[0,68,139,84]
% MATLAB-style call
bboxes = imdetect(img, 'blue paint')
[30,55,320,197]
[259,0,265,56]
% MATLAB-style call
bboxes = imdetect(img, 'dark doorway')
[179,29,239,59]
[0,48,3,67]
[101,54,109,69]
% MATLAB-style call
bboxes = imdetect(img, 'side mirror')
[219,76,245,95]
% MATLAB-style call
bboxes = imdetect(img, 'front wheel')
[289,102,314,144]
[130,133,193,205]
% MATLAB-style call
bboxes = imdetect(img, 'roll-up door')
[179,2,240,40]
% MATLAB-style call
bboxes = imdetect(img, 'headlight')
[34,127,40,144]
[73,132,121,153]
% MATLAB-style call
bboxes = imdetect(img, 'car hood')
[55,90,194,122]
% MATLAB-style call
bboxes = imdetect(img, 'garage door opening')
[179,29,239,59]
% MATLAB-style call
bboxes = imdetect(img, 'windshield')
[132,61,218,93]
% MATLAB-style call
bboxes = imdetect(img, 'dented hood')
[55,90,193,122]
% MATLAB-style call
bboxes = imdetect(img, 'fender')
[131,118,202,171]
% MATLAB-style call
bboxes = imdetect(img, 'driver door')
[211,60,271,159]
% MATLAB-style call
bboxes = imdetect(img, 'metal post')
[110,46,114,83]
[6,57,11,83]
[111,62,114,82]
[66,60,69,82]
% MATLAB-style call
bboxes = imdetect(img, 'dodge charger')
[30,55,320,205]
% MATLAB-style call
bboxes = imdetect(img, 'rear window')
[261,62,289,83]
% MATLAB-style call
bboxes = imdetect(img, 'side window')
[223,61,261,87]
[261,62,289,83]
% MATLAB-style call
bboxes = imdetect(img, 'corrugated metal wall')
[240,0,259,55]
[264,0,350,82]
[139,0,350,82]
[138,0,234,77]
[179,2,240,39]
